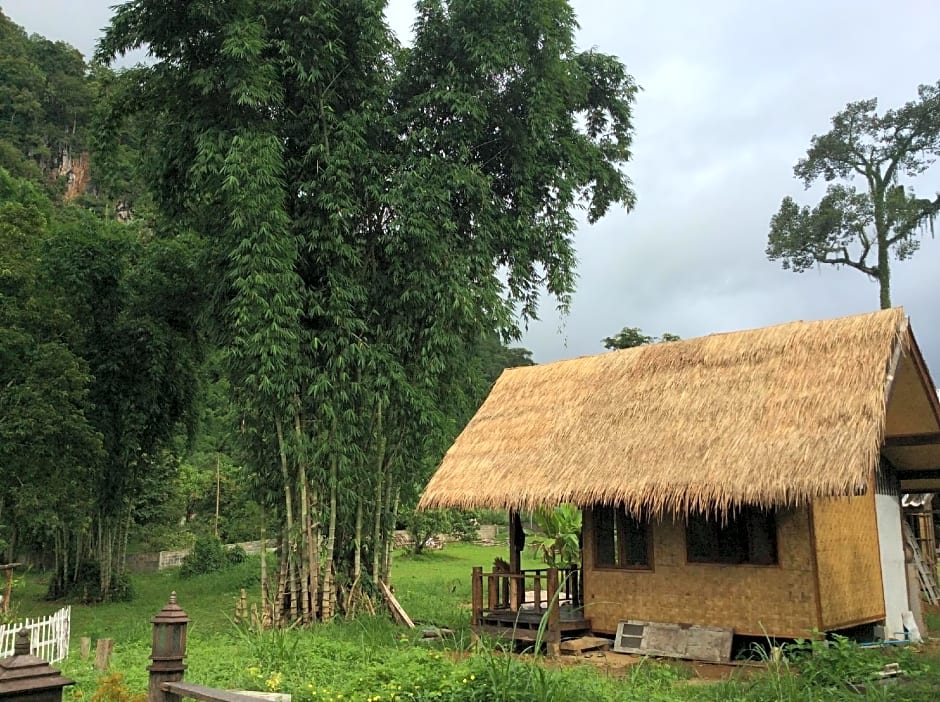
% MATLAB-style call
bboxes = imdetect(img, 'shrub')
[180,535,229,578]
[45,562,134,603]
[226,544,248,565]
[90,674,145,702]
[447,511,480,542]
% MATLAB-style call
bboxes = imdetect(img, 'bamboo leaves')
[100,0,636,622]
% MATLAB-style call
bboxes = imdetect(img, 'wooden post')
[487,574,498,611]
[471,567,483,627]
[532,571,542,613]
[94,639,113,671]
[508,510,522,574]
[2,569,11,614]
[546,567,561,658]
[79,637,91,660]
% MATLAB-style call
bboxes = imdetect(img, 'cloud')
[4,0,940,374]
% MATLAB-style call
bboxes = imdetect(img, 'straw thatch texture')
[420,308,909,515]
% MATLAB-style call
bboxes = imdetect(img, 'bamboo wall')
[811,492,886,630]
[582,508,819,638]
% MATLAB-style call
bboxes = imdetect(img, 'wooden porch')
[470,565,590,655]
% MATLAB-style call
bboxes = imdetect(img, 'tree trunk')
[119,508,132,577]
[878,240,891,309]
[298,468,311,623]
[294,412,314,624]
[875,191,892,309]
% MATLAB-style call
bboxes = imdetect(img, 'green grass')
[392,542,543,631]
[9,547,940,702]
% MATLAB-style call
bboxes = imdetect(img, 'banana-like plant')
[528,504,582,568]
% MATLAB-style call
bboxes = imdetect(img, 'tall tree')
[39,214,204,599]
[0,168,102,565]
[767,82,940,309]
[99,0,636,623]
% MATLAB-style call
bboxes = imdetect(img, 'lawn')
[9,544,940,702]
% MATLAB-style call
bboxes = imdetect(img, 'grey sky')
[4,1,940,373]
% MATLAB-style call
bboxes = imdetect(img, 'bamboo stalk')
[294,411,311,623]
[275,417,299,623]
[381,483,399,583]
[321,455,338,620]
[306,476,320,621]
[354,498,363,582]
[371,403,386,581]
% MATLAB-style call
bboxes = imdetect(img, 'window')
[686,508,778,565]
[594,506,651,569]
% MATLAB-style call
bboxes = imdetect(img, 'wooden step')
[560,636,612,654]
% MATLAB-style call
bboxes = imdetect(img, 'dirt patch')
[556,649,763,682]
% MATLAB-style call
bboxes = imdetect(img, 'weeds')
[12,547,940,702]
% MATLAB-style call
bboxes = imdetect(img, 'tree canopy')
[767,81,940,309]
[98,0,637,622]
[0,12,204,595]
[603,327,680,350]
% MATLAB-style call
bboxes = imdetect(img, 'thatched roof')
[420,308,922,515]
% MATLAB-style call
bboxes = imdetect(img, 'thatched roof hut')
[420,307,940,515]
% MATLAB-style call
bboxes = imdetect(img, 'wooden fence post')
[470,567,483,627]
[546,567,561,658]
[94,639,113,670]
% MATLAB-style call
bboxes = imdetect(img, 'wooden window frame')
[593,506,653,571]
[685,507,779,566]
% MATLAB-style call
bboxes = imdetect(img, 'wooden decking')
[470,566,590,654]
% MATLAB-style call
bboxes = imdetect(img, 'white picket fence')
[0,606,70,663]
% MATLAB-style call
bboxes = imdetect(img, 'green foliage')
[767,81,940,309]
[0,11,93,183]
[399,509,479,554]
[0,167,102,564]
[180,536,245,579]
[447,511,481,543]
[37,215,205,599]
[787,635,884,689]
[97,0,637,618]
[47,561,134,603]
[527,504,582,568]
[5,548,938,702]
[603,327,681,350]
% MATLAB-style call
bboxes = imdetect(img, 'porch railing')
[470,566,582,622]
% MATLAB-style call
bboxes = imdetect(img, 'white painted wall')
[875,493,909,637]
